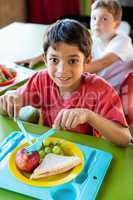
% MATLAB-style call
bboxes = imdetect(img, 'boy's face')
[90,8,119,40]
[45,42,88,93]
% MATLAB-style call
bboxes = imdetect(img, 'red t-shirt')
[17,70,128,137]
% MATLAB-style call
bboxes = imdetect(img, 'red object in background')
[120,72,133,125]
[0,74,16,86]
[0,65,17,87]
[0,64,13,79]
[27,0,81,24]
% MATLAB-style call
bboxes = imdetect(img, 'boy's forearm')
[87,53,120,73]
[15,54,44,68]
[87,110,131,147]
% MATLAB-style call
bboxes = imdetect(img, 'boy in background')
[88,0,133,91]
[89,0,133,131]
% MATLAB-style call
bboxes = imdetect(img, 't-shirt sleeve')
[93,81,128,137]
[105,35,133,61]
[16,72,43,108]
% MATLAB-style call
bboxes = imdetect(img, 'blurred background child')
[88,0,133,91]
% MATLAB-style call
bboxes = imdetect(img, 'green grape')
[44,146,52,154]
[53,140,60,146]
[38,150,46,158]
[43,139,51,147]
[59,139,65,144]
[52,145,61,154]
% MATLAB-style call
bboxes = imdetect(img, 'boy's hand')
[53,108,90,130]
[15,54,44,68]
[0,91,22,119]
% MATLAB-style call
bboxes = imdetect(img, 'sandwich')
[30,153,82,179]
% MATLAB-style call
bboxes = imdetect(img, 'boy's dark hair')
[91,0,122,21]
[43,19,92,59]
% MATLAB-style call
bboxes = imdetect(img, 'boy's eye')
[92,16,96,21]
[49,58,59,64]
[68,59,79,65]
[102,17,108,21]
[91,16,108,22]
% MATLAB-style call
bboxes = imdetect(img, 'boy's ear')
[114,20,121,29]
[42,54,47,64]
[84,56,92,72]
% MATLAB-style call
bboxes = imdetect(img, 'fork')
[26,128,55,153]
[16,120,33,145]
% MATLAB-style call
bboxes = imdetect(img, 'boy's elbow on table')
[115,127,131,147]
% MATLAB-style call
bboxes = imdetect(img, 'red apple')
[15,148,40,172]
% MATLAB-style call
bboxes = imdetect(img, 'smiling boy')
[0,19,131,146]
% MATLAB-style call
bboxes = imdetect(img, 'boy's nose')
[57,63,67,73]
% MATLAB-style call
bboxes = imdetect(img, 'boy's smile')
[45,42,87,95]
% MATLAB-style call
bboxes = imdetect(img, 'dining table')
[0,22,48,95]
[0,22,133,200]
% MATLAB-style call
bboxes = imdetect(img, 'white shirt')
[92,33,133,91]
[92,33,133,62]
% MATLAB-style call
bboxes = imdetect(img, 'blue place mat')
[0,132,112,200]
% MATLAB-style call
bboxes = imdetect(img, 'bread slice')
[30,153,82,179]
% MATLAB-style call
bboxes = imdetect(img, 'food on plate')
[15,138,82,180]
[0,65,15,81]
[9,137,84,186]
[30,153,82,179]
[19,106,40,123]
[15,148,40,172]
[0,64,17,86]
[15,139,64,174]
[40,138,64,157]
[52,145,62,154]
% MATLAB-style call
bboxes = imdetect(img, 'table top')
[0,22,47,94]
[0,115,133,200]
[0,22,133,200]
[0,22,48,62]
